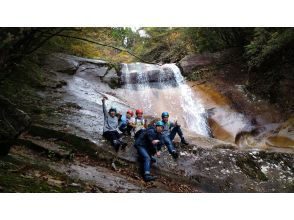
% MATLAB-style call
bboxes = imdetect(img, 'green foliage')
[129,27,253,62]
[184,28,222,52]
[132,27,190,62]
[39,27,140,63]
[0,28,65,72]
[245,28,294,70]
[2,27,294,70]
[184,27,252,53]
[0,28,39,50]
[0,27,142,71]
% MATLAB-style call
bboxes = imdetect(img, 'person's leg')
[112,130,120,139]
[103,131,113,142]
[162,134,176,154]
[170,126,184,139]
[136,145,156,182]
[126,124,133,134]
[134,129,144,140]
[136,146,151,175]
[162,133,179,159]
[119,122,127,133]
[169,127,178,141]
[113,130,127,150]
[170,126,188,145]
[103,131,121,151]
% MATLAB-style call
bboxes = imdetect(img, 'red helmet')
[136,109,143,115]
[127,110,134,117]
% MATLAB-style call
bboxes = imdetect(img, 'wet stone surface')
[1,53,293,192]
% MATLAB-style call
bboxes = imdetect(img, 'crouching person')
[159,112,189,159]
[161,112,189,146]
[118,110,134,135]
[134,121,165,182]
[102,97,127,152]
[131,109,147,139]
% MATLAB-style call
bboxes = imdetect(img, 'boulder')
[102,68,120,89]
[266,118,294,148]
[120,65,175,84]
[149,67,175,83]
[179,48,242,76]
[42,53,114,77]
[76,63,108,77]
[0,95,31,155]
[43,53,80,74]
[120,70,138,84]
[54,53,107,65]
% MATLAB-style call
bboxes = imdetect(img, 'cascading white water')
[162,64,210,136]
[118,62,211,137]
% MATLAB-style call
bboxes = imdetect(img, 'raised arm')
[101,97,108,118]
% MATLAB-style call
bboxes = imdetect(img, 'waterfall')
[119,62,211,137]
[163,64,210,136]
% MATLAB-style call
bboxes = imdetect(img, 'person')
[101,97,127,152]
[134,121,165,182]
[160,112,188,156]
[130,109,147,139]
[118,110,134,135]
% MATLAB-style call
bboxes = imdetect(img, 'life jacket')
[162,121,171,132]
[135,117,145,126]
[133,117,146,136]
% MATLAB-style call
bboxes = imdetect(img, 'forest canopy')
[1,27,294,71]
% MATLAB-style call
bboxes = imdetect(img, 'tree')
[245,27,294,70]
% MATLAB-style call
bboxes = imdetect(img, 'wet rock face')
[3,52,293,192]
[76,63,108,77]
[120,64,175,84]
[265,118,294,149]
[0,95,31,155]
[179,48,242,76]
[155,144,294,192]
[57,164,144,193]
[43,53,80,74]
[26,124,294,193]
[102,68,121,89]
[43,53,121,89]
[179,54,217,75]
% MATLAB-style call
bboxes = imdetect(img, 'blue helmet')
[155,121,165,127]
[161,112,169,118]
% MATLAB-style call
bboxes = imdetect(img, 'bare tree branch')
[26,28,66,54]
[41,33,158,64]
